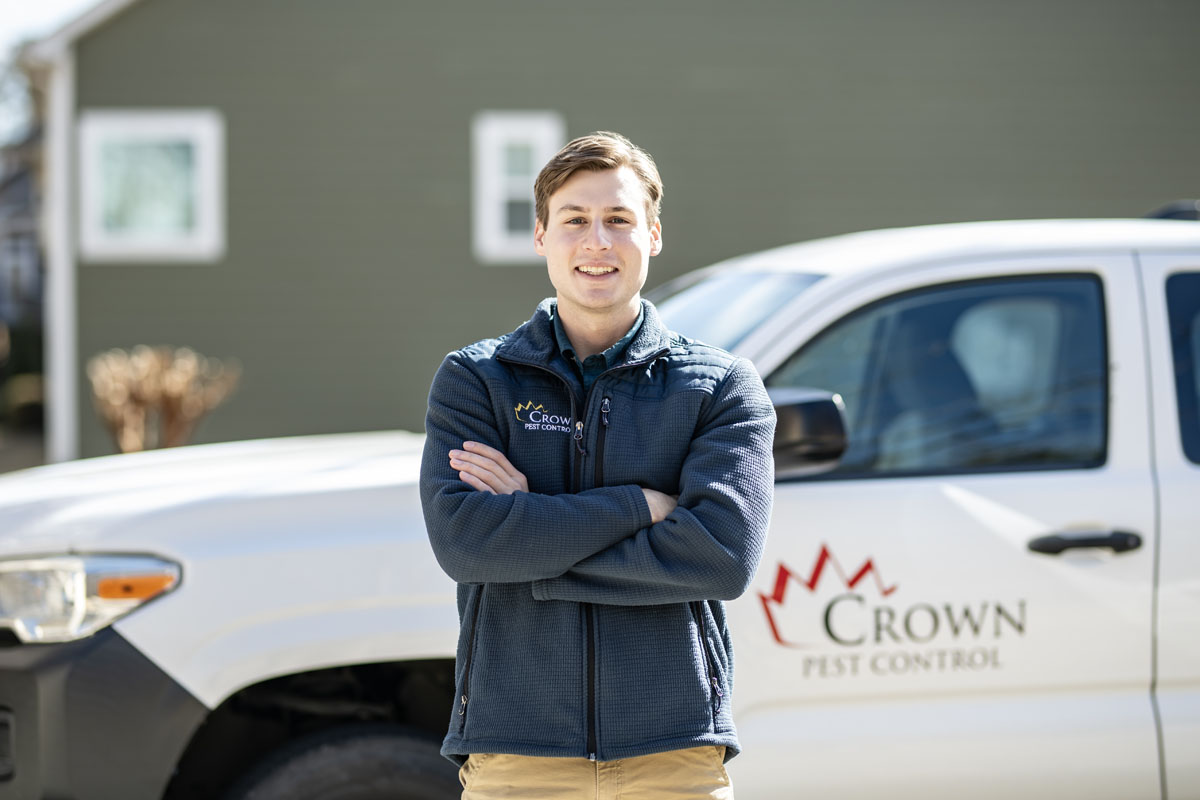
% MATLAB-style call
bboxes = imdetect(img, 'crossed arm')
[420,354,659,585]
[449,440,679,524]
[420,352,776,605]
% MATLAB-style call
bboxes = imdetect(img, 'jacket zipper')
[583,397,611,760]
[691,601,723,718]
[570,368,585,493]
[585,606,597,759]
[493,351,666,760]
[578,397,598,760]
[573,420,586,493]
[594,396,610,491]
[457,587,485,730]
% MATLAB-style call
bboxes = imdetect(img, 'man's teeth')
[578,266,616,275]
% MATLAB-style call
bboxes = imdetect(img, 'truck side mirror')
[768,387,848,478]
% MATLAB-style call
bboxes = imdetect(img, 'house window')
[472,111,565,264]
[78,110,225,262]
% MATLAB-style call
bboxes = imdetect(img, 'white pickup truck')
[0,219,1197,800]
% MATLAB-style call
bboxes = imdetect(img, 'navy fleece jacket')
[420,298,775,763]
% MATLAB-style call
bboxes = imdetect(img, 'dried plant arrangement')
[87,345,241,453]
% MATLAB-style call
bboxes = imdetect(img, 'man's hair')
[534,131,663,226]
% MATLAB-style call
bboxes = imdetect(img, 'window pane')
[504,142,534,177]
[767,276,1107,477]
[769,306,882,442]
[953,299,1059,427]
[100,140,196,235]
[505,199,534,234]
[471,111,563,264]
[653,271,823,350]
[1166,272,1200,464]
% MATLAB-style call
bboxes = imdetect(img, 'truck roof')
[708,218,1200,278]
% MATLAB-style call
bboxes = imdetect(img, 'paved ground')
[0,427,45,473]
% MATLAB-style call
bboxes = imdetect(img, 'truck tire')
[224,725,459,800]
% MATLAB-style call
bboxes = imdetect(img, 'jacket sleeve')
[420,352,653,585]
[530,357,776,605]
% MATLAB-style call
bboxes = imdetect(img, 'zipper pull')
[711,678,723,711]
[459,694,468,716]
[574,420,587,456]
[600,396,610,426]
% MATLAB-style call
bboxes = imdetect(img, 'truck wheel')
[225,725,459,800]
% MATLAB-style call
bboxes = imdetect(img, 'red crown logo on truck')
[759,544,897,648]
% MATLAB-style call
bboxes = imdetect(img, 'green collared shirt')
[552,305,645,394]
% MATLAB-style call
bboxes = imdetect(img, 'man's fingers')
[462,440,505,460]
[451,455,514,493]
[463,441,522,480]
[451,452,529,494]
[454,458,517,493]
[450,443,530,495]
[454,443,529,493]
[457,469,497,494]
[452,458,509,491]
[641,487,679,524]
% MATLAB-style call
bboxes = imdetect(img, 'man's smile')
[576,264,619,276]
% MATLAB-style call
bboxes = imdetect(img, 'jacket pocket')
[690,601,723,724]
[457,586,485,732]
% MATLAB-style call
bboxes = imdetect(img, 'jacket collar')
[497,298,672,367]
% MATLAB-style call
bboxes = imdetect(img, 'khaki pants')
[459,746,734,800]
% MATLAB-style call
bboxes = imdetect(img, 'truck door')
[727,256,1161,799]
[1137,253,1200,799]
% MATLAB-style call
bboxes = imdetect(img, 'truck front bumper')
[0,627,207,799]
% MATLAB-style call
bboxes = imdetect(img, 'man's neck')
[556,299,640,360]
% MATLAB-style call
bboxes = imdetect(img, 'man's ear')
[534,219,546,256]
[649,219,663,257]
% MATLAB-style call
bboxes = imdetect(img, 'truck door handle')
[1027,530,1142,555]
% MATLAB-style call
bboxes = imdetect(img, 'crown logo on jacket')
[514,401,545,422]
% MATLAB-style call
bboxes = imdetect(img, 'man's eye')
[566,218,586,225]
[608,217,630,224]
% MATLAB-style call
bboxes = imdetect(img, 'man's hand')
[641,488,678,524]
[450,441,529,495]
[450,441,675,525]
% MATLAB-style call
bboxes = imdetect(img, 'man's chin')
[559,295,641,316]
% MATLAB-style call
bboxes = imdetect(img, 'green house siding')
[72,0,1200,456]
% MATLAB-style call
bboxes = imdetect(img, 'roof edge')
[24,0,143,64]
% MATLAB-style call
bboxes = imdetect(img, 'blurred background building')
[0,47,45,471]
[3,0,1200,464]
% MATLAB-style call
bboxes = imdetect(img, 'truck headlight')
[0,555,180,644]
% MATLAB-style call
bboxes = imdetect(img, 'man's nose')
[583,221,612,250]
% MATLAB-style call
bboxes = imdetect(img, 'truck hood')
[0,431,426,554]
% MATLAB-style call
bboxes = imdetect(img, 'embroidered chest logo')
[515,400,573,433]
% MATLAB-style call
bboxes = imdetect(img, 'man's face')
[534,166,662,323]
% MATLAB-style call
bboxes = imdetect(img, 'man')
[420,131,775,799]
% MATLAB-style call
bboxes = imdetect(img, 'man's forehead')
[550,167,650,215]
[555,203,638,214]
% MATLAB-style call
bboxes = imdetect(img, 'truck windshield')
[652,271,823,350]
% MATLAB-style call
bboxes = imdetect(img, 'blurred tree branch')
[87,345,240,453]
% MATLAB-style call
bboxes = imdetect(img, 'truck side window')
[1166,272,1200,464]
[766,275,1107,477]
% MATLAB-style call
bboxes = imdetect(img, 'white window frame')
[78,109,225,262]
[471,111,565,265]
